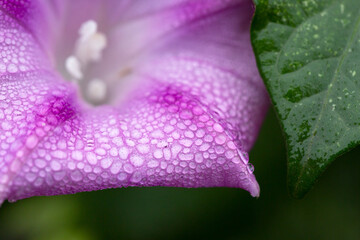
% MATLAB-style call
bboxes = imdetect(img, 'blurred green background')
[0,108,359,240]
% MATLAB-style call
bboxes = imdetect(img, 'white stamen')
[76,32,107,64]
[65,56,83,79]
[87,78,107,103]
[79,20,98,42]
[64,20,109,105]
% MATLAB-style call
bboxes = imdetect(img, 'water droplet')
[110,162,122,175]
[215,134,226,145]
[179,109,193,120]
[237,149,249,164]
[164,94,176,103]
[212,110,220,117]
[84,153,97,166]
[130,171,142,183]
[25,135,38,149]
[124,163,134,173]
[117,172,127,181]
[86,139,94,148]
[35,159,46,168]
[247,163,254,173]
[192,106,204,115]
[119,147,129,159]
[147,160,159,168]
[7,64,18,73]
[25,173,37,182]
[71,170,83,181]
[153,149,163,159]
[130,155,144,167]
[50,161,61,171]
[101,158,113,169]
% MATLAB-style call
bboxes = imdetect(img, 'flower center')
[65,20,108,105]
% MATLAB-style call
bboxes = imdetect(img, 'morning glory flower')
[0,0,269,205]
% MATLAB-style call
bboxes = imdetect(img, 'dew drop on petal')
[7,64,18,73]
[179,109,193,120]
[71,170,83,182]
[247,163,254,173]
[25,135,38,149]
[50,161,61,171]
[117,172,127,181]
[130,155,144,167]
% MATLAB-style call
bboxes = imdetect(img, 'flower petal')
[0,0,269,205]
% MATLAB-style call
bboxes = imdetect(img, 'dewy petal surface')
[0,0,269,205]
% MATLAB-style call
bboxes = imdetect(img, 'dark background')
[0,108,359,240]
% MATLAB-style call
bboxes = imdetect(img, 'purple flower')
[0,0,269,205]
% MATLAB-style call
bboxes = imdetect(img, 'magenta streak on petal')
[0,0,269,205]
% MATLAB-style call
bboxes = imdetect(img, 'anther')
[75,20,107,65]
[65,55,83,80]
[64,20,108,105]
[78,20,97,42]
[86,78,107,103]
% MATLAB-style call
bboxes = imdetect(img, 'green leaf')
[251,0,360,198]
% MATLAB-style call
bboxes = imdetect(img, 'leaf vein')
[294,6,360,193]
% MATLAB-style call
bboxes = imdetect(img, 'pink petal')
[0,0,269,205]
